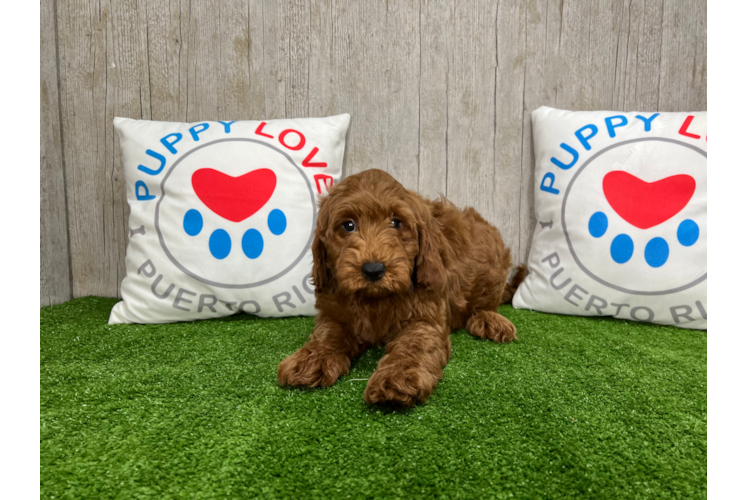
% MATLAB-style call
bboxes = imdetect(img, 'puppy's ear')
[415,202,448,291]
[311,196,332,293]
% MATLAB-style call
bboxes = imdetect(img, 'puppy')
[278,169,526,407]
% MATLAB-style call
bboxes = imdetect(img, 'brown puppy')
[278,169,526,407]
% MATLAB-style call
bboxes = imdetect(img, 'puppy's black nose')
[362,262,386,282]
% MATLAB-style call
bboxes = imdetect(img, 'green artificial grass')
[41,297,706,499]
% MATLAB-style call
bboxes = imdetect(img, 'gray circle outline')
[155,138,316,289]
[560,137,706,296]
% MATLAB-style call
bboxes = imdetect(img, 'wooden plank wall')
[41,0,71,306]
[40,0,707,306]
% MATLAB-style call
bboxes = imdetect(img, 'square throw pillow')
[109,114,350,324]
[513,106,706,329]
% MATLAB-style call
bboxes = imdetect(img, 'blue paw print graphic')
[182,207,287,260]
[588,211,699,268]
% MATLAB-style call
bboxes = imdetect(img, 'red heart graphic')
[602,171,695,230]
[192,168,276,223]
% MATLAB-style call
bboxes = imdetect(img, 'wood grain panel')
[43,0,707,303]
[41,0,71,306]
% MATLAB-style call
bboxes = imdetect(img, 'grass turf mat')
[41,297,706,499]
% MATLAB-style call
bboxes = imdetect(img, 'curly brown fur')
[277,169,525,407]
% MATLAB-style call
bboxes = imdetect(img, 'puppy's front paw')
[466,310,517,343]
[277,346,350,388]
[363,366,438,408]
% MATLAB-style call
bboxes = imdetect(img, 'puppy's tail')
[501,264,527,304]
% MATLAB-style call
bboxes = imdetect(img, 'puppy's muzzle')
[362,262,386,282]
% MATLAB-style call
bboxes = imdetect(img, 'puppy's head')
[312,169,447,297]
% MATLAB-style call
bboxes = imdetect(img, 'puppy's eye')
[390,219,402,229]
[342,220,357,233]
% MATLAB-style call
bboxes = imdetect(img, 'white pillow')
[109,115,350,324]
[513,106,706,329]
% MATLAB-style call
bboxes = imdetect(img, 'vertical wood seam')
[517,0,529,264]
[187,0,193,119]
[308,0,311,118]
[491,0,498,209]
[145,0,153,118]
[558,0,564,48]
[444,58,449,198]
[444,0,452,198]
[554,0,562,106]
[247,0,251,98]
[656,0,665,111]
[623,0,632,110]
[416,0,421,193]
[634,5,639,109]
[102,2,109,258]
[105,10,117,292]
[544,0,549,62]
[611,1,622,109]
[100,2,107,292]
[284,2,288,118]
[219,0,223,117]
[52,0,74,300]
[261,0,267,117]
[179,0,184,120]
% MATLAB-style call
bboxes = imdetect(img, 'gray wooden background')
[40,0,706,306]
